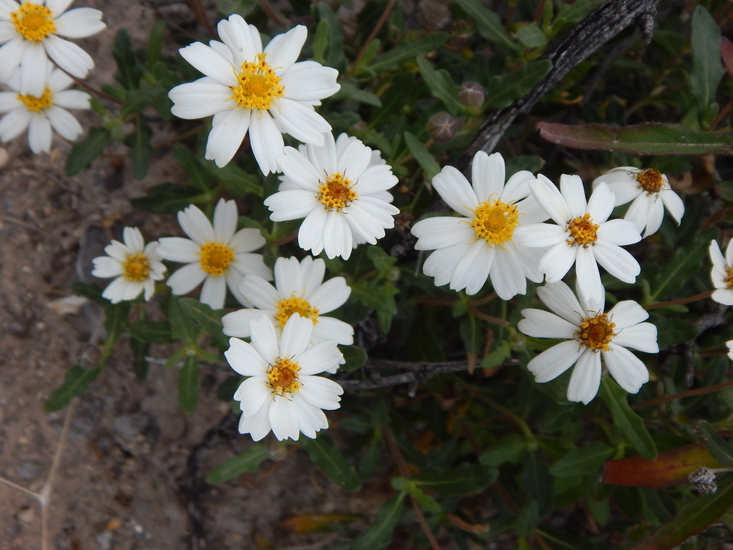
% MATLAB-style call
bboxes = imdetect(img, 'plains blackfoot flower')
[593,167,684,238]
[264,132,399,259]
[91,227,166,304]
[411,151,547,298]
[0,0,105,96]
[222,255,354,345]
[0,67,89,152]
[157,199,271,310]
[515,175,641,309]
[709,239,733,305]
[168,14,339,173]
[224,314,344,441]
[727,341,733,361]
[518,281,658,404]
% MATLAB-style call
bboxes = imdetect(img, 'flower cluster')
[0,0,103,152]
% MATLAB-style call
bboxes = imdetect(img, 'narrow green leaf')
[407,485,441,513]
[206,445,269,483]
[178,298,229,348]
[104,301,130,345]
[175,143,212,190]
[366,246,396,279]
[366,33,449,73]
[412,463,497,496]
[460,314,481,355]
[485,60,552,109]
[178,355,199,414]
[690,6,724,125]
[351,492,406,550]
[44,365,100,412]
[416,57,463,115]
[129,182,205,214]
[147,21,166,68]
[550,442,615,477]
[517,22,548,48]
[599,378,657,460]
[70,281,107,307]
[123,116,152,179]
[517,501,540,538]
[339,344,368,372]
[130,337,150,381]
[404,132,441,179]
[128,320,175,345]
[65,128,110,176]
[216,0,257,16]
[316,3,347,71]
[168,295,199,344]
[334,81,383,107]
[698,421,733,467]
[650,315,699,349]
[301,434,362,491]
[350,281,398,315]
[311,18,329,64]
[453,0,518,50]
[481,340,511,369]
[204,160,263,197]
[525,450,553,515]
[479,433,526,467]
[112,29,142,89]
[120,84,167,118]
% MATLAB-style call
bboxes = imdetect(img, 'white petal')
[91,256,122,278]
[337,138,371,179]
[44,34,93,79]
[604,343,649,394]
[537,281,584,322]
[539,242,576,283]
[52,89,89,110]
[566,349,601,404]
[240,275,279,309]
[596,218,641,246]
[217,14,258,66]
[222,309,267,338]
[229,228,266,254]
[179,42,237,86]
[157,237,199,263]
[322,210,352,260]
[46,0,74,17]
[54,8,105,38]
[712,288,733,305]
[249,112,283,175]
[518,309,577,339]
[592,241,640,283]
[527,340,583,383]
[169,80,236,119]
[559,175,588,219]
[0,38,27,84]
[412,216,474,250]
[612,322,658,354]
[232,376,269,416]
[265,190,318,221]
[432,166,478,218]
[514,223,568,248]
[270,98,330,144]
[0,20,15,43]
[238,404,272,441]
[660,189,684,225]
[178,204,215,245]
[19,42,49,97]
[605,180,641,206]
[308,278,350,313]
[471,151,505,201]
[199,274,226,309]
[624,193,652,234]
[0,91,21,112]
[265,25,307,75]
[422,243,468,287]
[296,340,343,375]
[28,112,51,153]
[501,170,534,204]
[278,145,322,190]
[607,300,648,330]
[530,174,569,224]
[269,397,301,441]
[0,107,31,141]
[312,316,354,346]
[249,315,280,364]
[205,107,250,168]
[575,246,604,312]
[280,314,313,358]
[45,105,81,140]
[586,181,614,223]
[280,61,340,101]
[450,240,493,295]
[167,263,207,295]
[299,375,343,408]
[490,247,526,300]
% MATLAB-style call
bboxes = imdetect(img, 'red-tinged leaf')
[631,473,733,550]
[721,37,733,78]
[602,443,729,489]
[536,122,733,155]
[280,513,361,534]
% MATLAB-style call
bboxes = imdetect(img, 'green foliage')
[44,365,100,412]
[300,434,362,491]
[206,445,269,483]
[599,379,657,460]
[65,128,111,176]
[178,355,199,414]
[351,492,406,550]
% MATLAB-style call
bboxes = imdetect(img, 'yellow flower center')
[470,199,519,246]
[566,213,599,247]
[635,169,664,195]
[318,173,357,211]
[122,253,150,282]
[576,313,615,352]
[267,358,301,395]
[17,86,53,112]
[230,53,285,110]
[11,3,56,42]
[725,267,733,290]
[198,242,234,276]
[275,297,320,328]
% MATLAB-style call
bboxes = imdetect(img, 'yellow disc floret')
[17,86,53,112]
[567,213,599,247]
[576,313,615,352]
[635,169,664,195]
[725,267,733,290]
[318,173,357,211]
[11,3,56,42]
[267,358,301,396]
[123,254,150,282]
[471,199,520,246]
[275,297,320,328]
[230,53,284,110]
[198,242,234,276]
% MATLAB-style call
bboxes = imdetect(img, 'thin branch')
[350,0,397,76]
[188,0,217,39]
[645,290,714,310]
[632,377,733,411]
[339,360,472,390]
[259,0,289,28]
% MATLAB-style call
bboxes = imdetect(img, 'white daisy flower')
[515,175,642,310]
[592,167,684,238]
[157,199,272,310]
[709,239,733,305]
[168,14,340,174]
[224,314,344,441]
[222,255,354,345]
[0,0,105,96]
[518,281,658,404]
[0,66,89,153]
[264,132,399,260]
[410,151,548,298]
[727,340,733,361]
[91,227,166,304]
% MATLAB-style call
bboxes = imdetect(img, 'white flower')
[709,239,733,305]
[592,167,684,238]
[157,199,272,310]
[515,175,642,310]
[91,227,166,304]
[727,340,733,361]
[410,152,548,298]
[0,0,105,96]
[518,281,658,404]
[222,255,354,345]
[264,132,399,260]
[224,314,344,441]
[168,14,340,174]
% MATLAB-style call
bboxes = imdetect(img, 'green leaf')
[550,442,615,477]
[179,298,229,349]
[366,33,449,73]
[129,182,206,214]
[404,131,441,179]
[112,29,142,89]
[311,18,329,64]
[648,227,718,302]
[650,315,699,349]
[453,0,518,50]
[65,128,110,176]
[178,355,199,414]
[416,57,464,115]
[366,246,397,279]
[128,320,175,345]
[690,6,724,126]
[517,22,548,48]
[205,445,269,483]
[147,21,166,68]
[104,301,130,345]
[130,337,150,381]
[339,344,368,372]
[460,314,481,355]
[481,340,511,369]
[479,433,526,467]
[537,122,733,155]
[44,365,100,412]
[70,281,108,307]
[168,295,199,344]
[525,450,553,515]
[216,0,257,17]
[120,84,167,118]
[123,116,152,179]
[334,81,382,107]
[517,501,540,538]
[698,421,733,467]
[350,281,398,315]
[301,434,362,491]
[175,143,212,190]
[204,160,263,197]
[485,60,553,109]
[630,474,733,550]
[411,463,497,496]
[599,378,657,460]
[315,3,347,71]
[351,492,406,550]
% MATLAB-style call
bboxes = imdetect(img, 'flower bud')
[459,81,486,111]
[427,112,459,142]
